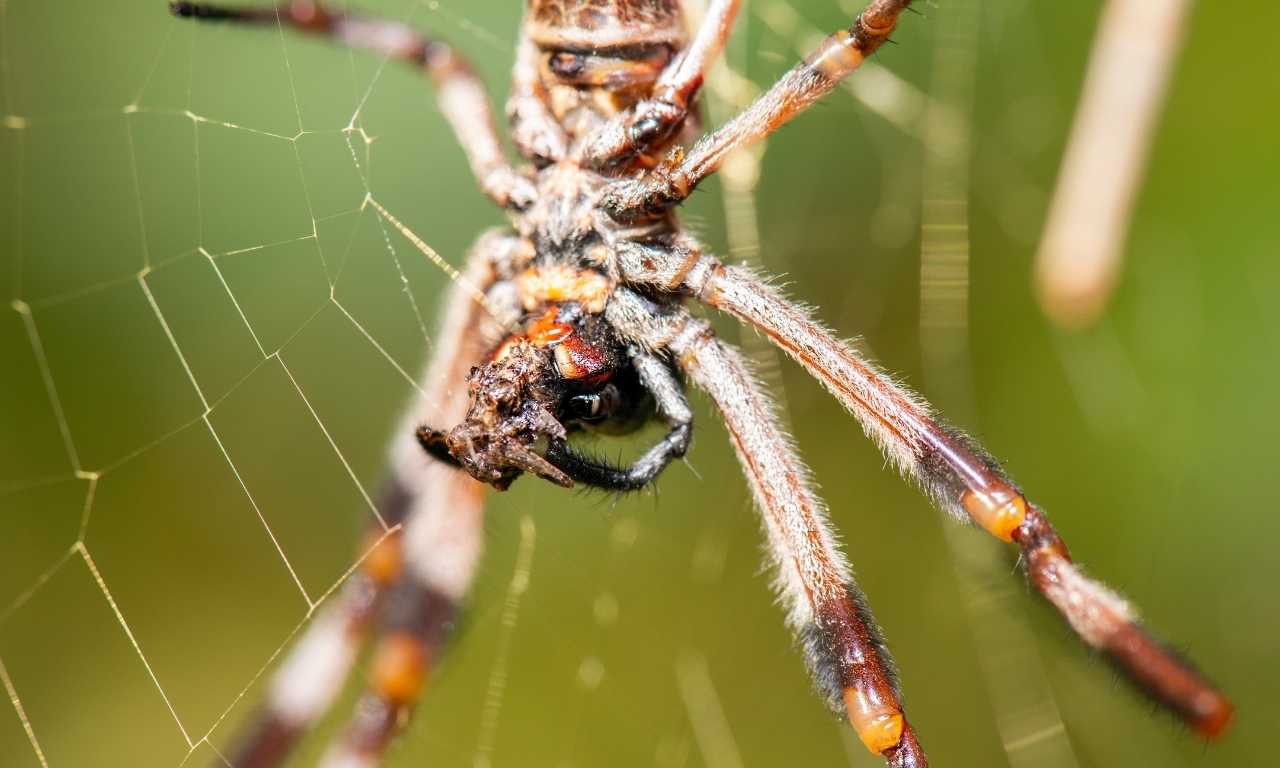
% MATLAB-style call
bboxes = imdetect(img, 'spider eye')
[565,383,622,423]
[630,115,664,145]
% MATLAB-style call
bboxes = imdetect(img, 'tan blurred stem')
[1035,0,1191,329]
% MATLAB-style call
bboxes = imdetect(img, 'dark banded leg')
[606,290,926,766]
[602,0,912,219]
[543,351,692,491]
[317,470,484,767]
[169,0,535,209]
[580,0,743,170]
[614,240,1234,738]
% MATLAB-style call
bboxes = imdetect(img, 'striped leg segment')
[614,240,1234,738]
[169,0,534,209]
[602,0,913,219]
[581,0,744,170]
[607,290,926,766]
[317,468,483,767]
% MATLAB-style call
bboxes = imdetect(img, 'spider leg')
[544,350,692,491]
[316,467,483,767]
[579,0,743,170]
[601,0,911,219]
[169,1,536,209]
[607,288,926,767]
[509,27,569,166]
[615,239,1235,738]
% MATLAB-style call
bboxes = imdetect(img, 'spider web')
[0,1,1201,767]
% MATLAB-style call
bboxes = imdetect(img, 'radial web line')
[5,125,24,301]
[203,414,315,608]
[472,515,538,768]
[129,20,177,109]
[201,247,269,357]
[184,108,295,141]
[23,270,141,310]
[344,131,433,341]
[0,656,49,768]
[0,545,76,628]
[11,300,82,472]
[0,474,71,498]
[0,0,13,118]
[362,194,494,315]
[123,112,153,268]
[95,414,207,476]
[75,542,194,747]
[268,4,306,137]
[292,140,329,278]
[676,650,745,768]
[330,297,427,396]
[219,231,316,258]
[193,524,402,745]
[139,270,211,411]
[275,352,387,529]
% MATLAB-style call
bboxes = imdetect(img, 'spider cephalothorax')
[419,302,652,491]
[171,2,1233,766]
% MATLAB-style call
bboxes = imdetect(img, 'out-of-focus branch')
[1034,0,1192,329]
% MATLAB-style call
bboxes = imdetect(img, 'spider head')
[423,303,647,490]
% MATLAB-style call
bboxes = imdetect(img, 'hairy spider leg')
[606,288,927,766]
[580,0,743,170]
[614,238,1235,739]
[509,27,571,166]
[169,0,536,209]
[601,0,913,218]
[544,349,693,490]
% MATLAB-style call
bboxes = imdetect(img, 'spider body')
[419,300,656,491]
[169,2,1233,766]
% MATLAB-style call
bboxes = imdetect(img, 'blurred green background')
[1,1,1276,766]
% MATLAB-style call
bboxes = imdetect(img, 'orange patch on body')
[516,264,611,313]
[526,307,573,347]
[360,529,403,586]
[371,632,428,705]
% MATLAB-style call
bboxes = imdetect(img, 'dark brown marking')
[223,716,304,768]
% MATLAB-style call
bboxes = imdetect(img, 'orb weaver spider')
[169,1,1233,766]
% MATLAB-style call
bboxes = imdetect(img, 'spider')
[169,1,1233,766]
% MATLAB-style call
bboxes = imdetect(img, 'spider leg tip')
[1193,695,1235,740]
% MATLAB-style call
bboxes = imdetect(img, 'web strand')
[1,5,531,766]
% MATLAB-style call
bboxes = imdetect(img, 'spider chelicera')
[170,1,1233,766]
